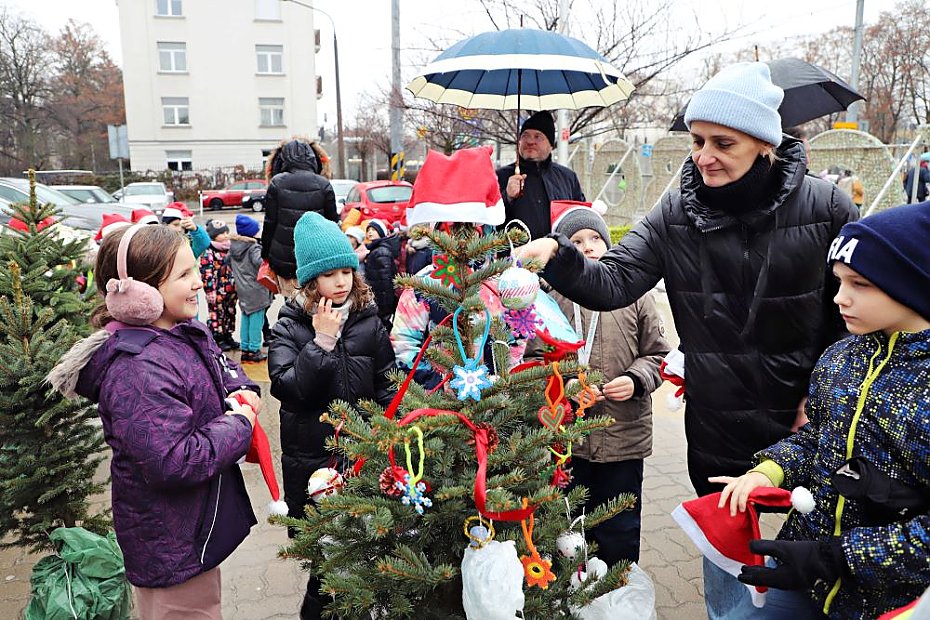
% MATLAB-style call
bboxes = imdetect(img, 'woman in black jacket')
[261,138,339,297]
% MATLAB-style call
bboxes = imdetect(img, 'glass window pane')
[164,107,174,124]
[175,51,186,71]
[271,55,282,73]
[257,54,268,73]
[159,50,171,71]
[170,0,182,15]
[156,0,168,15]
[178,108,189,124]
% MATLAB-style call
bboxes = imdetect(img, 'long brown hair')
[91,225,186,328]
[298,271,372,314]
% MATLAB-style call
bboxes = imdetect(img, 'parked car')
[201,179,267,210]
[51,185,118,204]
[241,187,267,213]
[340,180,413,227]
[329,179,358,215]
[117,182,173,214]
[0,178,134,231]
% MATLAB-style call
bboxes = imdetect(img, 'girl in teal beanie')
[266,211,396,620]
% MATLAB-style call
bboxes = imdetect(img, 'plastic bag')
[570,562,657,620]
[24,527,132,620]
[461,539,525,620]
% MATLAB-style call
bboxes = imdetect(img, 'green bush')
[609,225,632,245]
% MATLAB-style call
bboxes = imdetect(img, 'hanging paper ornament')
[498,264,540,310]
[450,306,493,402]
[461,536,525,619]
[569,556,609,591]
[570,562,658,619]
[307,467,345,503]
[503,306,539,339]
[430,253,470,288]
[556,531,587,561]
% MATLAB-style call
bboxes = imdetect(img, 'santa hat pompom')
[268,499,290,516]
[666,392,683,411]
[791,486,815,514]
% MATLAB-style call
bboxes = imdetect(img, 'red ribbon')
[659,360,685,398]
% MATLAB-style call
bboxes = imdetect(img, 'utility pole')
[389,0,404,181]
[556,0,570,164]
[847,0,865,126]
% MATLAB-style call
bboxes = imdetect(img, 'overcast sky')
[4,0,889,124]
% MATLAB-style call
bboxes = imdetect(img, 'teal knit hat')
[294,212,359,286]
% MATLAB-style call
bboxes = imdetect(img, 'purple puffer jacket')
[73,320,258,587]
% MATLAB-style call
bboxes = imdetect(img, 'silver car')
[0,178,135,231]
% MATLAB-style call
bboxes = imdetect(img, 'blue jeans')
[240,310,264,353]
[703,557,828,619]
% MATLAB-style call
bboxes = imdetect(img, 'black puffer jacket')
[496,156,586,240]
[261,142,338,279]
[543,137,858,496]
[365,234,400,325]
[268,298,396,519]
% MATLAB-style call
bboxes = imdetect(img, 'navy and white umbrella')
[406,28,635,111]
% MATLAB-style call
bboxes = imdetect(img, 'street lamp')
[281,0,346,179]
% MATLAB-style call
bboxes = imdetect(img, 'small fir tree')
[0,170,108,552]
[276,224,637,618]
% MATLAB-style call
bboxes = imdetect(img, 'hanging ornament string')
[404,426,426,490]
[572,303,600,367]
[396,425,433,514]
[573,372,598,419]
[453,306,491,365]
[519,498,557,589]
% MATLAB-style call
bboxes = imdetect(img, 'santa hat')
[95,213,132,242]
[160,207,183,223]
[672,486,815,608]
[131,209,159,225]
[166,201,193,217]
[405,146,505,227]
[228,394,289,515]
[8,216,56,233]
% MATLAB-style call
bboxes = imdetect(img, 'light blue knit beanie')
[294,212,360,286]
[684,62,785,147]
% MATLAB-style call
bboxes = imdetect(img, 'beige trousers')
[134,567,222,619]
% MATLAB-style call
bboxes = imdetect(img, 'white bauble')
[461,540,525,620]
[556,531,586,561]
[306,467,344,503]
[498,266,540,310]
[569,556,609,591]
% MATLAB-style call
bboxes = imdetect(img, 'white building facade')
[117,0,319,172]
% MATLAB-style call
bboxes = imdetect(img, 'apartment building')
[117,0,319,172]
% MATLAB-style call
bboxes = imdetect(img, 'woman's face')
[689,121,768,187]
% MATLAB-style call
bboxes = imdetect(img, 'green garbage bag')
[24,527,132,620]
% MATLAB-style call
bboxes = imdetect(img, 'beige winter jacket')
[527,291,669,462]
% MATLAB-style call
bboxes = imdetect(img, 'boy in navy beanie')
[711,204,930,618]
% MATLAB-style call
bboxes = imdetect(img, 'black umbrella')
[669,58,866,132]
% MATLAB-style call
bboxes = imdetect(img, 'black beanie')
[827,202,930,321]
[205,219,229,240]
[521,111,556,147]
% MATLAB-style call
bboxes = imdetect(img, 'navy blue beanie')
[827,202,930,320]
[236,214,260,238]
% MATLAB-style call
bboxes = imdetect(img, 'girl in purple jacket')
[49,224,260,619]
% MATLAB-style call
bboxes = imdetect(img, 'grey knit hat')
[553,207,610,246]
[684,62,785,147]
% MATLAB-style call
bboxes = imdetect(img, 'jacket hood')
[366,234,401,253]
[230,235,257,259]
[679,135,807,232]
[273,140,319,174]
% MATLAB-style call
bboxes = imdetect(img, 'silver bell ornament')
[498,265,539,310]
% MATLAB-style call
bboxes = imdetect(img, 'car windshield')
[367,186,412,204]
[0,180,81,206]
[125,184,164,196]
[59,188,115,203]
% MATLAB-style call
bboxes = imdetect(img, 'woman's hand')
[709,472,774,516]
[513,238,559,267]
[602,375,635,401]
[312,298,342,337]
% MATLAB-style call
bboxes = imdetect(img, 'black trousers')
[569,457,644,566]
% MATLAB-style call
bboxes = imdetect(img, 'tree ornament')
[467,422,499,454]
[461,518,525,620]
[568,556,609,591]
[503,306,539,339]
[430,253,469,288]
[498,264,539,310]
[556,531,587,561]
[519,499,557,589]
[379,465,407,498]
[396,426,433,515]
[463,515,495,549]
[450,306,493,402]
[307,467,345,503]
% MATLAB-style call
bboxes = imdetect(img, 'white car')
[330,179,358,215]
[117,182,173,214]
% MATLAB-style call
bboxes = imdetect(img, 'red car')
[201,179,267,210]
[341,180,413,227]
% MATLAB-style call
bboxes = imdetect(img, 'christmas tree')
[0,171,108,552]
[276,222,637,618]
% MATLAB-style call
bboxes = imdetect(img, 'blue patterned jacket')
[757,329,930,619]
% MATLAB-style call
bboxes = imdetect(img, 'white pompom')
[268,499,289,516]
[307,467,344,503]
[665,393,682,411]
[556,531,586,560]
[791,486,815,514]
[591,200,608,215]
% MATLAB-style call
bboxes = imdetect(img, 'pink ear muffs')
[105,224,164,325]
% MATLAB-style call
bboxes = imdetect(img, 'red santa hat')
[672,486,815,607]
[131,208,159,225]
[95,213,132,242]
[405,146,505,227]
[228,394,289,515]
[166,201,193,217]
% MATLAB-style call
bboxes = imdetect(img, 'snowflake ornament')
[395,473,433,515]
[503,307,539,339]
[450,358,493,401]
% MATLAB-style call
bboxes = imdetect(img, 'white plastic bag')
[570,562,657,620]
[461,539,525,620]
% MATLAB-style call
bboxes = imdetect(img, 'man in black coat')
[496,111,585,240]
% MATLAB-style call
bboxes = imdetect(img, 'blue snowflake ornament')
[450,358,493,401]
[395,473,433,515]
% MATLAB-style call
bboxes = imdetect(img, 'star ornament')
[450,358,492,401]
[521,552,557,589]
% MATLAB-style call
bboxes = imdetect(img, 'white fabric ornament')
[461,539,525,620]
[556,531,586,561]
[569,556,608,591]
[498,266,539,310]
[307,467,344,503]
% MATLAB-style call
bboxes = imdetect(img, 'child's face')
[214,232,230,242]
[569,228,609,260]
[316,268,354,305]
[165,219,183,231]
[832,262,928,336]
[366,227,381,242]
[155,244,203,328]
[347,235,359,249]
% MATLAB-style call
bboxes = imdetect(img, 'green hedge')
[609,225,632,245]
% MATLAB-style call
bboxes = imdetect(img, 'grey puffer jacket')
[543,136,858,495]
[230,235,273,314]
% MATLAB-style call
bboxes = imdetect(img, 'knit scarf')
[696,156,777,215]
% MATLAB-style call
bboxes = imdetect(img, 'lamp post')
[281,0,346,179]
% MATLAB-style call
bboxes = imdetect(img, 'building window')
[259,97,284,126]
[162,97,190,125]
[255,0,281,20]
[157,42,187,72]
[155,0,182,16]
[256,45,284,74]
[166,150,193,171]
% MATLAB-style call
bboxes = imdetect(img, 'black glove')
[738,539,846,590]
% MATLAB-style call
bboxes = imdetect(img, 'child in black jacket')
[363,218,400,328]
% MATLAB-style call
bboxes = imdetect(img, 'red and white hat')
[227,395,289,516]
[95,213,132,242]
[405,145,505,227]
[131,208,159,225]
[672,486,815,607]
